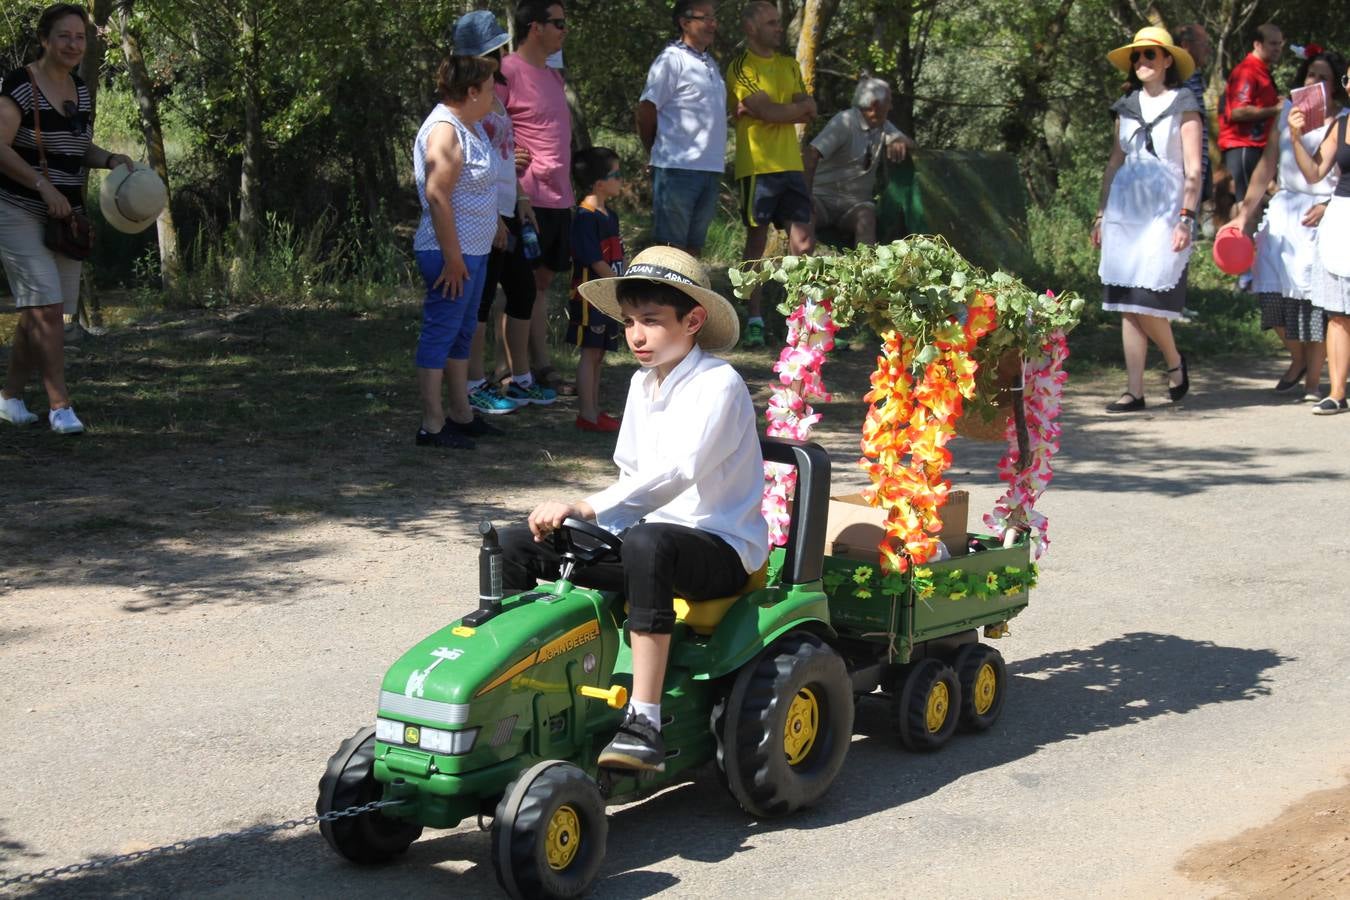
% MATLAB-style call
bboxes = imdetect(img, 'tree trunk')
[117,3,180,292]
[564,79,591,153]
[75,0,113,328]
[232,6,263,288]
[794,0,824,140]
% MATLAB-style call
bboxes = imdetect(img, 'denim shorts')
[651,167,721,252]
[415,249,488,368]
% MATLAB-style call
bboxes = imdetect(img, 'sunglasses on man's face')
[542,17,566,30]
[1130,48,1164,64]
[602,169,622,180]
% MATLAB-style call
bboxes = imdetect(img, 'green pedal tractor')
[317,437,1031,898]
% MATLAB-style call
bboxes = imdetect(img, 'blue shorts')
[651,167,721,252]
[738,171,812,229]
[415,249,488,368]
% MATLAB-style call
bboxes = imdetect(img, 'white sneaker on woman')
[0,395,39,425]
[49,406,85,434]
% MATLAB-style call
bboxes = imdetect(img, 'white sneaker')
[49,406,85,434]
[0,395,39,425]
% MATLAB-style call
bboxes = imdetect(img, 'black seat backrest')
[760,437,832,586]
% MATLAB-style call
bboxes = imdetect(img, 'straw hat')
[578,246,740,353]
[99,162,167,234]
[1107,26,1195,81]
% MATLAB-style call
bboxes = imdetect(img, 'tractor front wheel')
[892,658,961,751]
[492,760,607,900]
[316,726,423,864]
[715,632,853,818]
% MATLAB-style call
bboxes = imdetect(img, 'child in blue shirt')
[568,147,626,432]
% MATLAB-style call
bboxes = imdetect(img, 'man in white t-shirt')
[636,0,727,255]
[804,77,915,246]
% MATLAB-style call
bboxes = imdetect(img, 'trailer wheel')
[893,658,960,751]
[316,726,423,864]
[954,643,1006,731]
[492,760,607,900]
[715,632,853,818]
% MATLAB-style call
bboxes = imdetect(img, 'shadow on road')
[1,631,1286,898]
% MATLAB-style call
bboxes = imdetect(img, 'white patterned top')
[413,105,496,255]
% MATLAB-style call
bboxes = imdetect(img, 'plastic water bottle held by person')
[520,221,542,260]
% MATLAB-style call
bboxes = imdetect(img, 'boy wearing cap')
[498,246,768,771]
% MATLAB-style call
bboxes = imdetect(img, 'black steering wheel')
[550,517,623,572]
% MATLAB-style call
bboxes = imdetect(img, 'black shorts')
[567,296,621,351]
[738,171,813,229]
[478,216,537,322]
[532,206,573,273]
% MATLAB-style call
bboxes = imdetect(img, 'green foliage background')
[1,0,1346,312]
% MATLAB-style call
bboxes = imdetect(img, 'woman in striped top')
[0,3,134,434]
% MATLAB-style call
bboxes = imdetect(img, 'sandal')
[534,365,576,397]
[1105,393,1146,413]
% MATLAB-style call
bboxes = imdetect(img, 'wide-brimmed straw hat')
[1107,26,1195,81]
[99,162,167,234]
[453,10,510,57]
[578,246,740,354]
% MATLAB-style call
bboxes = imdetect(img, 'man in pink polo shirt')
[498,0,573,396]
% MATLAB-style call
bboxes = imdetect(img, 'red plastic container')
[1213,226,1255,275]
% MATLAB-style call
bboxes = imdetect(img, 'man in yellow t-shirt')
[725,0,816,348]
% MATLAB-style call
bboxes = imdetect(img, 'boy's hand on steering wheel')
[527,500,596,541]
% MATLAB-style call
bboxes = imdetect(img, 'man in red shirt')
[1218,22,1284,202]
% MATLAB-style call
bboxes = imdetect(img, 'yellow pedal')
[452,626,475,638]
[577,684,629,709]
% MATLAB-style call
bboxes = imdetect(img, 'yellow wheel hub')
[925,681,950,733]
[973,662,998,715]
[545,804,581,871]
[784,686,820,766]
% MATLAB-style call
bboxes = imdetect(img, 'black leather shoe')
[1167,355,1189,402]
[1274,366,1306,392]
[1105,393,1145,413]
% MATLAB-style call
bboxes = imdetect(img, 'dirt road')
[2,355,1348,898]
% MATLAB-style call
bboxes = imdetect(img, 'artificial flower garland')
[982,329,1069,560]
[762,298,838,546]
[821,562,1039,603]
[859,293,997,573]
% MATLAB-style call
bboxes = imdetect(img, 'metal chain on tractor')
[0,799,404,889]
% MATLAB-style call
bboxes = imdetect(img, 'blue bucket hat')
[454,10,510,57]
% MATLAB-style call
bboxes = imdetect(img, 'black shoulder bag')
[27,67,94,261]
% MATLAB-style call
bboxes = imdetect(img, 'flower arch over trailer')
[731,236,1084,575]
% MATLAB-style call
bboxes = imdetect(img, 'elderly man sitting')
[804,77,915,246]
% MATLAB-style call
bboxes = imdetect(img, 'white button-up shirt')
[584,346,769,574]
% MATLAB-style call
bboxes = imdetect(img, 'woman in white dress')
[1231,51,1346,402]
[1091,27,1203,413]
[1289,59,1350,415]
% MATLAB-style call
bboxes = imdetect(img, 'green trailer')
[316,437,1029,899]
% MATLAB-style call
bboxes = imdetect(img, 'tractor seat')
[673,563,769,635]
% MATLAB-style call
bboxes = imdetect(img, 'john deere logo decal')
[475,620,601,697]
[404,725,420,745]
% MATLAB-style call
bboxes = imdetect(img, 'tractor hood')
[377,589,608,728]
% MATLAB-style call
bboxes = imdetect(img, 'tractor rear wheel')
[492,760,607,900]
[316,726,423,864]
[954,643,1007,731]
[892,658,960,751]
[714,632,853,818]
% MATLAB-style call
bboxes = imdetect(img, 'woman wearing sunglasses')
[0,3,132,434]
[1230,50,1348,403]
[1288,64,1350,415]
[1092,27,1203,413]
